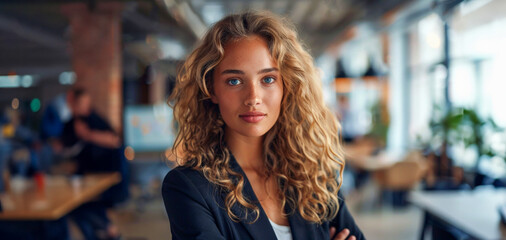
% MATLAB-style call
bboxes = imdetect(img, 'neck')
[225,127,265,172]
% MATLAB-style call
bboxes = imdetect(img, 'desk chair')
[373,151,428,206]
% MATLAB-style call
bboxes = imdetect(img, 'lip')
[239,111,267,123]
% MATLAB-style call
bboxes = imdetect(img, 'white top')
[268,219,293,240]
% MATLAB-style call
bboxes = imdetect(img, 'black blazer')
[162,155,365,240]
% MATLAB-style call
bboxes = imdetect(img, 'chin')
[234,126,272,138]
[239,130,269,138]
[225,121,276,139]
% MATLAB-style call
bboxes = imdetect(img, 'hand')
[74,120,92,141]
[330,227,356,240]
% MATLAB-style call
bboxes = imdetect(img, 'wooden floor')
[70,180,423,240]
[70,183,171,240]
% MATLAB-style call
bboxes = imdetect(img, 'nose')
[244,82,261,107]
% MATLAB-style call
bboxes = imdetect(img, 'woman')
[162,11,365,240]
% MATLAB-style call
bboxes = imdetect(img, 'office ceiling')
[0,0,424,79]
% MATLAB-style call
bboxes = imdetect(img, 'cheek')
[272,85,284,111]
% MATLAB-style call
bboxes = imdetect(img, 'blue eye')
[227,79,241,86]
[263,77,275,84]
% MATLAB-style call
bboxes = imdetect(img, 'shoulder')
[162,166,231,239]
[163,166,206,186]
[161,166,224,219]
[162,166,216,200]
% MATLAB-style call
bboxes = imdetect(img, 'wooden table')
[409,189,506,240]
[0,173,121,220]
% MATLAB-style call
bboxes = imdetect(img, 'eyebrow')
[220,68,279,75]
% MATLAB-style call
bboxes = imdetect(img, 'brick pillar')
[149,73,167,104]
[62,2,123,133]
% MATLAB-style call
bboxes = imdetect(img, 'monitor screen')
[124,104,175,152]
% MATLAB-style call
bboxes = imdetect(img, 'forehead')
[216,35,278,70]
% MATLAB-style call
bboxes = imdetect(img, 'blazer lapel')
[286,205,329,240]
[287,208,313,240]
[229,155,278,240]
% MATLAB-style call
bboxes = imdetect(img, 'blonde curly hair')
[168,11,345,224]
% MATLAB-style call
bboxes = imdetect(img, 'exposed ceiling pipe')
[122,2,193,40]
[0,14,67,50]
[156,0,207,39]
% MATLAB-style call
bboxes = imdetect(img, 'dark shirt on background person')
[60,88,127,240]
[61,111,121,175]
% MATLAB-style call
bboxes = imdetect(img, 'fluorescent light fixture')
[59,71,76,85]
[0,76,20,87]
[0,75,37,88]
[21,75,33,88]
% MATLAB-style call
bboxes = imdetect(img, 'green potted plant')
[427,106,504,186]
[366,100,389,149]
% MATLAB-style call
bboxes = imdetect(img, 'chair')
[372,151,428,206]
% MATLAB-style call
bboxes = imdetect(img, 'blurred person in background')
[0,107,71,239]
[39,92,72,171]
[163,11,364,240]
[62,88,129,240]
[1,108,40,178]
